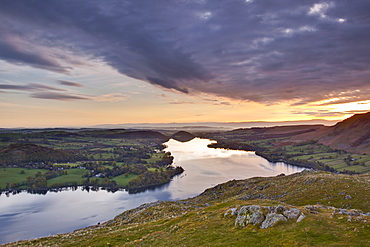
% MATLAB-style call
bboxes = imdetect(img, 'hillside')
[5,170,370,246]
[203,112,370,174]
[318,112,370,155]
[0,143,84,166]
[79,129,169,141]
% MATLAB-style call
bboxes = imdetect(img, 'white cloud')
[308,2,333,18]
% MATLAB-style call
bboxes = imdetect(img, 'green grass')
[56,163,80,167]
[0,168,48,189]
[47,169,88,186]
[145,153,163,164]
[113,173,138,186]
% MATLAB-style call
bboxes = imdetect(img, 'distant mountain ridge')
[91,119,338,130]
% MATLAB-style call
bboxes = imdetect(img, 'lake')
[0,138,303,244]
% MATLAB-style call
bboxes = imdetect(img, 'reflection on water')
[0,138,303,244]
[164,138,303,198]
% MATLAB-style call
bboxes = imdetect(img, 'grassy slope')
[5,170,370,247]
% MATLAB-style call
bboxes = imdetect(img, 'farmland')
[0,129,183,192]
[204,125,370,174]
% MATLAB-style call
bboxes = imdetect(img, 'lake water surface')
[0,138,303,244]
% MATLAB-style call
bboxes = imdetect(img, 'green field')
[145,153,164,164]
[113,173,139,186]
[47,169,88,186]
[56,162,80,167]
[0,168,48,189]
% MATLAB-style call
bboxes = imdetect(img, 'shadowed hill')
[318,112,370,154]
[79,129,169,141]
[171,131,195,142]
[209,112,370,155]
[0,143,84,166]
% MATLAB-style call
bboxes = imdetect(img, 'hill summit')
[7,170,370,246]
[171,131,195,142]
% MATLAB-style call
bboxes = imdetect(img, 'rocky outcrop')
[232,205,265,227]
[260,213,287,229]
[225,204,304,229]
[226,204,370,229]
[283,208,301,220]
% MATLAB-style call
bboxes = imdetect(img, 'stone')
[267,205,285,214]
[276,205,286,213]
[248,205,264,225]
[296,213,306,223]
[224,208,238,217]
[283,208,301,220]
[233,205,265,226]
[345,195,352,200]
[260,213,287,229]
[235,206,249,226]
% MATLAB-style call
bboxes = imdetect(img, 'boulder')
[260,213,287,229]
[234,205,265,226]
[248,205,265,225]
[268,205,285,214]
[296,213,306,223]
[235,206,249,227]
[283,208,301,220]
[224,208,238,217]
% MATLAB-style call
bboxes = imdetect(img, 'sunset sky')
[1,0,369,128]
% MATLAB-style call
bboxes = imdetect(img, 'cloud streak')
[31,92,90,101]
[0,82,91,101]
[58,80,84,87]
[0,83,66,91]
[0,0,369,106]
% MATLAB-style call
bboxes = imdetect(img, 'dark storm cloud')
[0,34,69,73]
[58,80,84,87]
[0,0,369,105]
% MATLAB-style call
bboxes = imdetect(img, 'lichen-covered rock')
[224,208,238,217]
[233,205,265,226]
[235,206,249,226]
[248,205,265,225]
[283,208,301,220]
[260,213,287,229]
[296,213,306,223]
[226,205,310,228]
[267,205,285,214]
